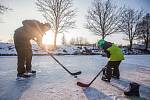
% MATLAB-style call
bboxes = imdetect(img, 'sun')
[42,30,63,46]
[42,30,54,45]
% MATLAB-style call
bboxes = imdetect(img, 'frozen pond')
[0,55,150,100]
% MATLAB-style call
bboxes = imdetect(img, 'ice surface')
[0,55,150,100]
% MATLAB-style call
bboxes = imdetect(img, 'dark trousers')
[102,61,121,80]
[15,46,32,75]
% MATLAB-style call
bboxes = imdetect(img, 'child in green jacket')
[97,39,124,82]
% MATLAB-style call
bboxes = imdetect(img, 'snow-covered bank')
[0,42,150,56]
[0,42,98,55]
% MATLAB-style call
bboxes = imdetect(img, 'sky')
[0,0,150,45]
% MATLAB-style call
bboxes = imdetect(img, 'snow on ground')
[0,55,150,100]
[0,42,87,55]
[0,42,149,55]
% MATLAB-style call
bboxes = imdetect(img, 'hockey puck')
[74,76,77,78]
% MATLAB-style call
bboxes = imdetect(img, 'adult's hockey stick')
[47,52,82,76]
[77,67,105,87]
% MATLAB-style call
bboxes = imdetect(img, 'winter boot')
[112,75,120,79]
[101,76,110,82]
[27,70,36,75]
[16,73,31,80]
[30,70,36,74]
[25,70,36,76]
[30,70,36,76]
[124,82,140,97]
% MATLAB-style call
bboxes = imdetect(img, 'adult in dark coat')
[14,20,50,79]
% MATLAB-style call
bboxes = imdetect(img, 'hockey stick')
[77,67,105,87]
[47,52,82,76]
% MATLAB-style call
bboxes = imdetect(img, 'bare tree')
[77,37,89,45]
[69,37,89,45]
[36,0,76,48]
[135,13,150,50]
[86,0,121,39]
[62,33,67,45]
[69,38,75,45]
[0,3,9,14]
[0,3,11,22]
[119,7,143,50]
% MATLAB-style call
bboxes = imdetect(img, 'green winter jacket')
[107,44,124,61]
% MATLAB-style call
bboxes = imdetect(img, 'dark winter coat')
[14,20,50,48]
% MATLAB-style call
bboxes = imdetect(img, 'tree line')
[86,0,149,50]
[36,0,149,50]
[1,0,149,50]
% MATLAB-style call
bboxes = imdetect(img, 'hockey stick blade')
[77,68,104,87]
[71,71,82,75]
[48,53,82,76]
[77,82,90,87]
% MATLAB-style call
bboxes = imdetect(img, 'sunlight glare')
[42,30,54,45]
